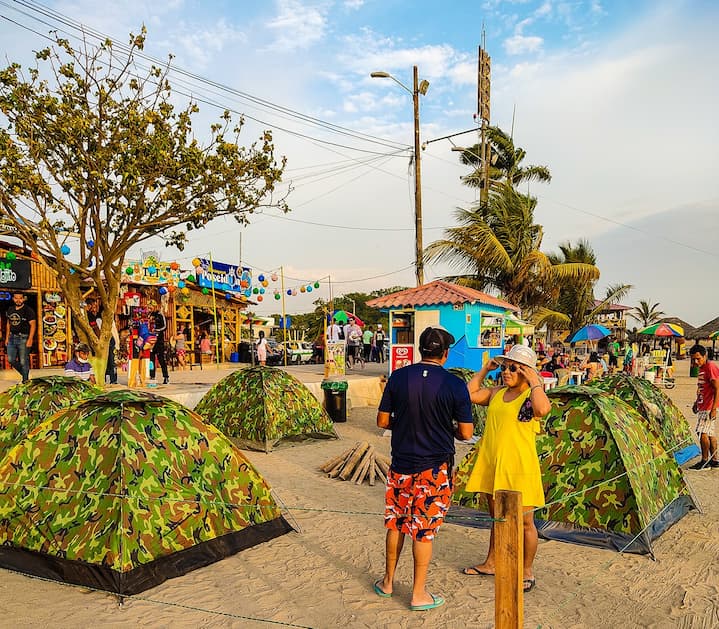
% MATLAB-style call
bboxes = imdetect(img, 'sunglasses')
[500,363,520,373]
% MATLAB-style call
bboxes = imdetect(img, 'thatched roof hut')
[688,316,719,341]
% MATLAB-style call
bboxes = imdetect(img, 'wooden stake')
[320,445,355,473]
[369,452,376,486]
[494,490,523,629]
[339,441,369,480]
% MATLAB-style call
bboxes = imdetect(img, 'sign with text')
[196,259,251,294]
[123,257,181,286]
[0,259,31,289]
[390,344,414,373]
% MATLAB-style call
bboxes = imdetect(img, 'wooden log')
[354,451,373,485]
[375,456,390,476]
[494,490,523,629]
[339,441,369,480]
[320,445,355,473]
[329,442,360,478]
[350,449,373,483]
[376,467,386,485]
[369,452,376,486]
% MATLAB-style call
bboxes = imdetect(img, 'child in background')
[174,327,187,369]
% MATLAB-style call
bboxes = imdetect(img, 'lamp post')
[371,66,429,286]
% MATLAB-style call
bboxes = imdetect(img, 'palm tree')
[457,126,551,190]
[424,183,599,314]
[632,300,665,327]
[534,240,632,332]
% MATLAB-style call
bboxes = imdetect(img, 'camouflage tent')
[0,390,292,595]
[592,373,700,464]
[0,376,101,456]
[448,367,487,436]
[195,366,338,452]
[452,385,696,554]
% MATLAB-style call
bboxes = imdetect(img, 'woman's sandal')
[462,566,494,576]
[523,578,536,593]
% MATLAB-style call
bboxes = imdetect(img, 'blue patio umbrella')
[566,324,611,344]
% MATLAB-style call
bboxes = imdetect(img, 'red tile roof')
[366,280,518,311]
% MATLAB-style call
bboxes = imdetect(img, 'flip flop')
[523,578,536,593]
[462,566,494,577]
[410,593,445,611]
[373,579,392,598]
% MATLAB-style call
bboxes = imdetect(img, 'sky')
[1,0,717,327]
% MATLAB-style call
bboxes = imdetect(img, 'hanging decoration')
[60,245,71,255]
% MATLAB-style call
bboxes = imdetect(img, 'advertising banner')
[0,258,31,290]
[123,257,182,286]
[324,340,347,378]
[195,259,251,294]
[390,344,414,373]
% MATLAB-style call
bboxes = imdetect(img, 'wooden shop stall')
[0,244,73,371]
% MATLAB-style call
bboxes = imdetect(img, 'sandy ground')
[0,365,718,628]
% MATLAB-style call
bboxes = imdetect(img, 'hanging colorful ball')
[257,295,263,302]
[202,288,209,295]
[5,251,16,260]
[158,287,168,295]
[261,280,268,287]
[258,274,265,282]
[300,285,306,293]
[253,287,259,294]
[192,258,201,267]
[168,284,176,293]
[271,273,278,282]
[181,287,189,295]
[259,288,265,294]
[60,245,71,255]
[313,281,320,289]
[274,293,281,300]
[69,268,75,274]
[126,267,134,275]
[187,275,195,283]
[87,240,94,248]
[287,289,292,295]
[292,289,297,296]
[225,293,232,300]
[307,286,313,292]
[177,281,185,289]
[170,261,179,270]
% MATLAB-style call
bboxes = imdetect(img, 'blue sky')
[1,0,717,325]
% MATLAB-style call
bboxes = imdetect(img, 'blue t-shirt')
[379,362,473,474]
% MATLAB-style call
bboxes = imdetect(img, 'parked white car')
[283,340,313,364]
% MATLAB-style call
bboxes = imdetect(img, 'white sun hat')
[494,345,537,369]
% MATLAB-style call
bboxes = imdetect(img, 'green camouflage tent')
[592,373,700,464]
[447,367,487,436]
[452,385,696,554]
[195,366,338,452]
[0,376,101,456]
[0,390,292,595]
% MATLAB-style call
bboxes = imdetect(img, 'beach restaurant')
[366,280,519,372]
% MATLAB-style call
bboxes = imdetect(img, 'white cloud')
[503,34,543,55]
[266,0,328,52]
[344,0,364,9]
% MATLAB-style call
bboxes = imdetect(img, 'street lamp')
[371,66,429,286]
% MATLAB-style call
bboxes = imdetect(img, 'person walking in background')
[5,292,36,383]
[462,345,551,594]
[374,323,386,363]
[327,318,341,342]
[375,327,473,611]
[688,345,719,469]
[256,330,269,366]
[363,325,373,362]
[148,300,169,384]
[64,343,96,384]
[173,327,187,369]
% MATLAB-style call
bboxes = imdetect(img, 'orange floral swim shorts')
[384,463,452,542]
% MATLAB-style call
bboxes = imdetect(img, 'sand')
[0,367,718,628]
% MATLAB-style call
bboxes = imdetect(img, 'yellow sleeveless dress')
[465,387,545,507]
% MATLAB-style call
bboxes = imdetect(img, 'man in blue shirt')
[375,326,473,611]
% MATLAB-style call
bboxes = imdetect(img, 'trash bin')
[321,379,348,422]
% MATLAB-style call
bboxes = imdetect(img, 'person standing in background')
[363,325,374,362]
[688,345,719,469]
[5,292,36,383]
[374,324,386,363]
[148,300,169,384]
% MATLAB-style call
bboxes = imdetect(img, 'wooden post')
[494,490,523,629]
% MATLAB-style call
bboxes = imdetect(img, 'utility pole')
[412,65,424,286]
[478,39,491,206]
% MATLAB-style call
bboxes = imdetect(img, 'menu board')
[41,291,68,366]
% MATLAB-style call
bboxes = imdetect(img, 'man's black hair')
[419,326,455,359]
[690,344,706,356]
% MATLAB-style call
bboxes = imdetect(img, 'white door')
[413,310,440,362]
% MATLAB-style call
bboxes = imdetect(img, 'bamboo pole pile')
[320,441,391,486]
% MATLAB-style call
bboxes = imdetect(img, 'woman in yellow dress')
[461,345,551,593]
